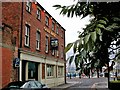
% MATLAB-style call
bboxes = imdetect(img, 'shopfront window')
[47,64,54,77]
[28,62,38,80]
[58,66,63,76]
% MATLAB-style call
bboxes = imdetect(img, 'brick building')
[1,1,66,88]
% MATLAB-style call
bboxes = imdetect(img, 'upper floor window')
[26,1,32,12]
[51,50,55,56]
[60,46,64,59]
[61,29,64,38]
[56,50,59,57]
[36,31,41,50]
[45,16,49,27]
[37,8,41,20]
[56,26,59,34]
[45,36,49,53]
[52,22,55,31]
[25,24,30,47]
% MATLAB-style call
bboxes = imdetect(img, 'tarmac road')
[52,77,108,90]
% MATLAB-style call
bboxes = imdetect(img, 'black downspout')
[18,2,23,81]
[64,31,66,84]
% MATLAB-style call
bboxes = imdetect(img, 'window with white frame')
[26,1,32,12]
[45,16,49,26]
[56,50,59,57]
[37,8,41,20]
[52,22,55,31]
[58,66,63,76]
[47,64,54,76]
[51,50,55,55]
[60,46,64,58]
[56,25,59,34]
[25,24,30,47]
[36,31,40,50]
[61,29,63,38]
[45,36,49,53]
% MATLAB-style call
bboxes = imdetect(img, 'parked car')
[2,80,50,90]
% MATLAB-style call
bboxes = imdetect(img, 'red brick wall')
[2,2,22,88]
[2,2,22,47]
[1,2,65,88]
[22,2,65,60]
[2,48,12,88]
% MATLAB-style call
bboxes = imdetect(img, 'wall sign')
[13,58,20,68]
[44,27,56,37]
[50,38,58,50]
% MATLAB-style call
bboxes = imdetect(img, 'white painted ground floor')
[19,51,65,87]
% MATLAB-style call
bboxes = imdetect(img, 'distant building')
[1,1,65,88]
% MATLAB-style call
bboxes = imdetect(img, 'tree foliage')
[54,1,120,76]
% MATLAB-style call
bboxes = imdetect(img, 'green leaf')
[63,7,68,15]
[84,34,90,44]
[75,54,80,67]
[73,40,79,53]
[78,38,83,52]
[98,20,107,25]
[65,43,73,53]
[81,50,87,59]
[105,23,119,31]
[69,56,74,65]
[96,24,105,29]
[95,28,101,35]
[53,5,61,9]
[71,5,76,17]
[60,6,66,15]
[112,17,120,22]
[87,39,93,51]
[91,31,96,42]
[102,17,109,22]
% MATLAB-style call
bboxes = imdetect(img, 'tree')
[54,1,120,82]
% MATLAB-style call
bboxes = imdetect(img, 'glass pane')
[28,62,38,80]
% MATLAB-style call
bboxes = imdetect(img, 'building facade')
[1,1,66,88]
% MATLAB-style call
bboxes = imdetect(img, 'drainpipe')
[64,31,66,84]
[18,2,23,81]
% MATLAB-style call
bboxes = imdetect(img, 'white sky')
[37,0,90,46]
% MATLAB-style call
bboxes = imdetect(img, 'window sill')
[47,76,55,79]
[36,49,40,52]
[36,18,41,21]
[26,10,31,14]
[24,45,30,48]
[45,24,49,28]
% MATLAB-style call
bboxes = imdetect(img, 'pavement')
[52,77,109,90]
[91,81,109,90]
